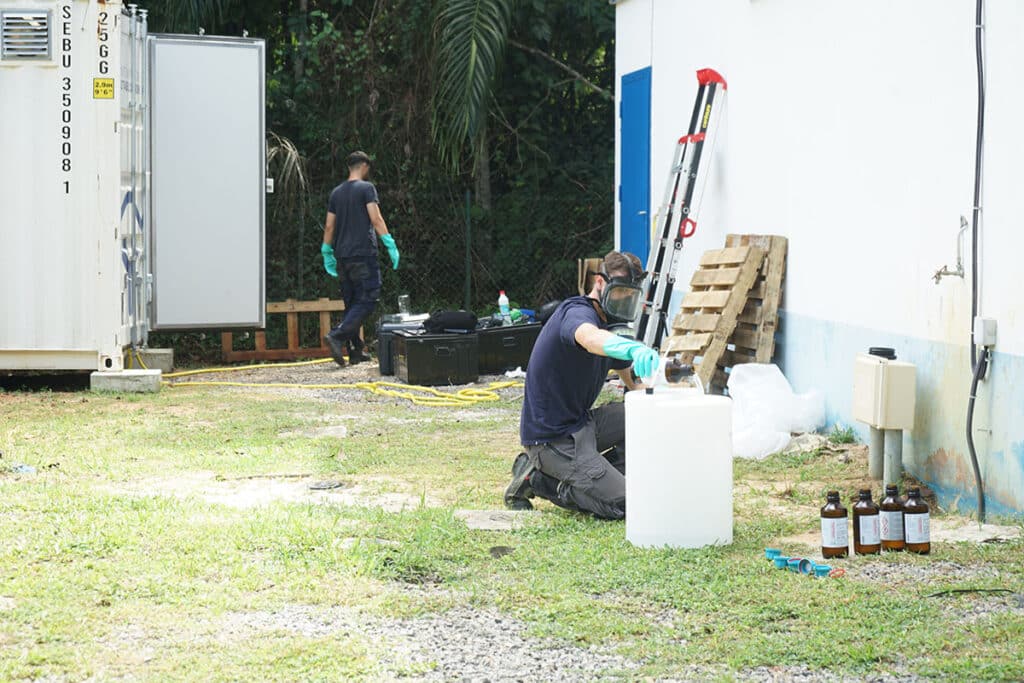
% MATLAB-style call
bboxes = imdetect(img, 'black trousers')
[328,256,381,348]
[525,402,626,520]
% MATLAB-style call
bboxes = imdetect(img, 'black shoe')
[346,341,371,365]
[503,452,535,510]
[324,335,347,367]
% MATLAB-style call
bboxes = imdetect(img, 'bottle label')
[880,510,904,541]
[821,517,848,549]
[905,513,930,544]
[858,515,880,546]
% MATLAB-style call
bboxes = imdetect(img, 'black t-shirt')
[328,180,379,258]
[520,297,630,445]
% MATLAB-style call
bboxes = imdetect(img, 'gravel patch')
[850,559,999,586]
[737,665,925,682]
[935,591,1024,624]
[209,604,641,681]
[172,360,525,408]
[107,471,442,511]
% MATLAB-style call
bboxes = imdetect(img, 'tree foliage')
[151,0,614,356]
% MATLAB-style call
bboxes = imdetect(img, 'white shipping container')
[0,0,266,372]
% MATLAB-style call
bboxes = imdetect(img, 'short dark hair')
[604,250,643,280]
[347,150,371,169]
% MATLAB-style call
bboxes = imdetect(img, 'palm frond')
[431,0,514,172]
[266,132,309,217]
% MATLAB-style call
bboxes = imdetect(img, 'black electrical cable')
[964,0,987,524]
[970,0,985,369]
[966,347,989,523]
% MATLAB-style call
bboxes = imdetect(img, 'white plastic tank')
[625,384,733,548]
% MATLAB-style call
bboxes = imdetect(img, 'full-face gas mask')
[596,261,646,337]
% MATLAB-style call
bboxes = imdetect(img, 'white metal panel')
[148,34,266,330]
[0,0,128,371]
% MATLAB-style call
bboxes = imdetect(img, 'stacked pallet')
[661,234,787,393]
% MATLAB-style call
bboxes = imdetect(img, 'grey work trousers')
[525,402,626,520]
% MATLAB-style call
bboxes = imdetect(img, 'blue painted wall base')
[777,310,1024,517]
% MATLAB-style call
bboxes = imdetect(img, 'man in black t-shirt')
[504,251,660,519]
[321,151,400,366]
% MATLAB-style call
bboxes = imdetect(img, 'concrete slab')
[91,369,162,393]
[454,509,536,531]
[136,348,174,373]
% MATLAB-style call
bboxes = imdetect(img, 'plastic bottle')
[880,484,905,552]
[498,290,512,325]
[903,487,931,555]
[820,490,849,559]
[853,488,881,555]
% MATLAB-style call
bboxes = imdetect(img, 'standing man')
[321,151,400,366]
[503,251,660,519]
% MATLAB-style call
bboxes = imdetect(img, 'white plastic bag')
[727,363,825,459]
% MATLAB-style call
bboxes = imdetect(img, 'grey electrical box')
[149,34,266,330]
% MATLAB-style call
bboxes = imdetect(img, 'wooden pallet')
[720,234,788,375]
[220,297,360,363]
[663,245,766,391]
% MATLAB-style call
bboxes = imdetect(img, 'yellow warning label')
[93,78,115,99]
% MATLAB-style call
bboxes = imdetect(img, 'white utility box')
[0,1,265,372]
[852,353,916,430]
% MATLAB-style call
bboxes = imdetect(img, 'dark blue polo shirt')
[520,296,629,445]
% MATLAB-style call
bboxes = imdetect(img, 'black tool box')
[392,330,479,386]
[377,316,427,375]
[477,323,542,374]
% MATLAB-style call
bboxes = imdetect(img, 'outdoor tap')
[933,215,967,284]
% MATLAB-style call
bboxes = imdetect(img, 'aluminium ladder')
[635,68,727,350]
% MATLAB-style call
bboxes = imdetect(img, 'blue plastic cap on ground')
[773,556,790,569]
[765,548,782,560]
[787,557,803,572]
[814,564,832,578]
[797,559,814,575]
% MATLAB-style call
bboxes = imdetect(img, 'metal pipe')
[138,8,151,344]
[883,429,903,485]
[868,426,884,479]
[127,5,139,346]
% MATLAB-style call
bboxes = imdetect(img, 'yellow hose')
[161,358,522,407]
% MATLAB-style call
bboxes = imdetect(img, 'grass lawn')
[1,377,1022,681]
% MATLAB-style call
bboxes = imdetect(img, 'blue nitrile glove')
[321,243,338,278]
[602,336,661,380]
[380,233,400,270]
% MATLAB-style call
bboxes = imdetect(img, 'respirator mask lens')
[600,283,642,322]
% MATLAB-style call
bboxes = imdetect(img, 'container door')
[148,34,265,330]
[619,67,651,264]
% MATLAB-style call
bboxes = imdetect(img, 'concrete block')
[136,348,174,373]
[90,369,162,393]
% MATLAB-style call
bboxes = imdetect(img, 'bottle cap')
[907,487,920,497]
[826,490,840,501]
[858,488,872,499]
[885,484,899,495]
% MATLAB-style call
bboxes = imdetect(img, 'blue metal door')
[619,67,652,264]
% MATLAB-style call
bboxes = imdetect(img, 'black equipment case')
[477,323,542,374]
[377,317,426,375]
[392,330,479,386]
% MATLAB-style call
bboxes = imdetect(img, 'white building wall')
[617,0,1024,514]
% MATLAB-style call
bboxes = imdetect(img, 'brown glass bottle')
[903,487,931,554]
[853,488,881,555]
[879,484,905,552]
[820,490,849,558]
